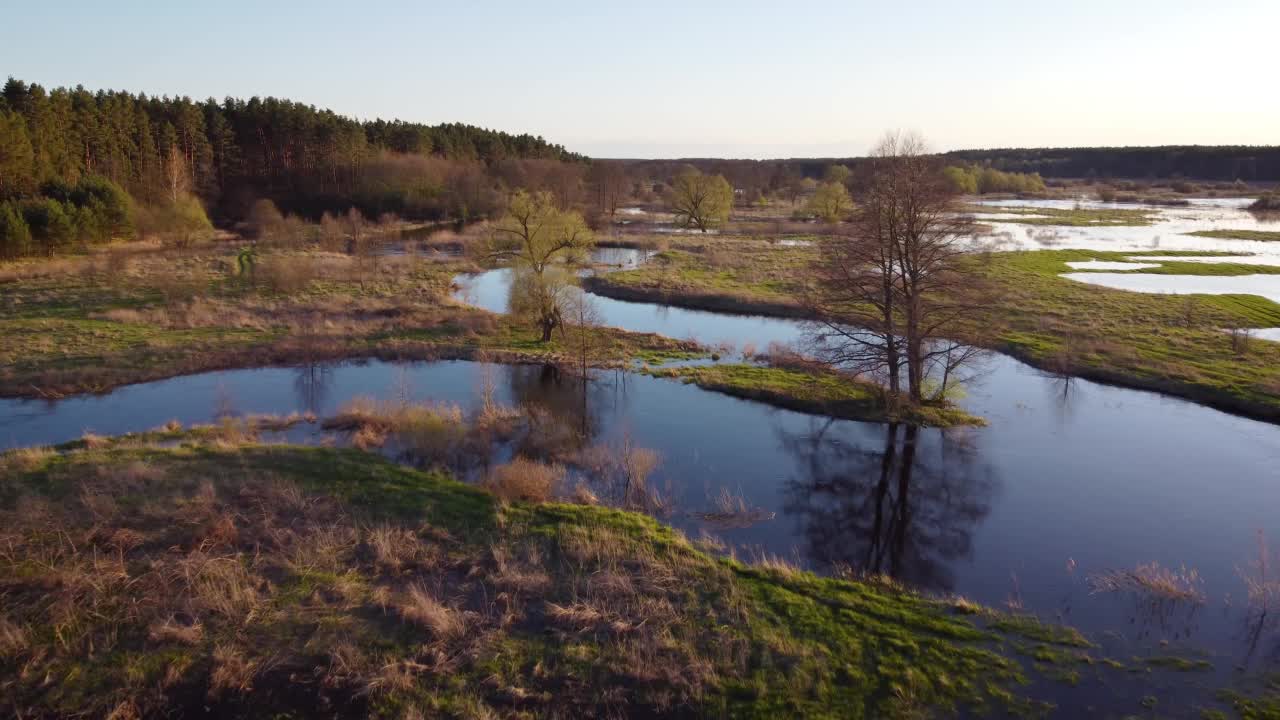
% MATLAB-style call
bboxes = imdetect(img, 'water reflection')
[781,419,998,592]
[293,363,333,415]
[506,363,603,456]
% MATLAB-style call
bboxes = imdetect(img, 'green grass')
[647,363,985,427]
[592,241,1280,422]
[1,436,1143,718]
[1188,230,1280,242]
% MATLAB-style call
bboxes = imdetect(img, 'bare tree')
[587,160,630,221]
[805,132,989,407]
[561,291,607,380]
[163,144,191,203]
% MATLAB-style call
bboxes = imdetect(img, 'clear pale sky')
[2,0,1276,158]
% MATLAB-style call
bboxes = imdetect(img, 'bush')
[482,458,564,502]
[21,198,76,254]
[0,203,32,260]
[257,256,316,293]
[0,176,135,258]
[136,194,213,247]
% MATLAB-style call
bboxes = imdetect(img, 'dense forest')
[0,77,584,257]
[941,146,1280,182]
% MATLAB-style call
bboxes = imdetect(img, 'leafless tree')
[164,144,191,203]
[587,160,629,221]
[561,291,607,380]
[805,132,990,407]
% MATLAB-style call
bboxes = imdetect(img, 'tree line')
[0,77,584,258]
[941,146,1280,182]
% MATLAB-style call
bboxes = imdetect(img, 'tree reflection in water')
[293,363,332,415]
[505,363,630,458]
[781,419,998,593]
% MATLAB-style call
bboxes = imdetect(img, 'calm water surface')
[5,242,1280,690]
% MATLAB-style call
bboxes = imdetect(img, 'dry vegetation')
[1087,562,1206,604]
[0,433,1105,719]
[0,237,699,398]
[319,395,672,513]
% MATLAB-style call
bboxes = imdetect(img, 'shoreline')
[583,275,1280,425]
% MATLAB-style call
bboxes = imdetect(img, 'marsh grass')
[1238,530,1280,623]
[1087,562,1206,604]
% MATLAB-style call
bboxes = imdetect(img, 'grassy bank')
[587,240,1280,423]
[647,363,985,427]
[0,434,1124,718]
[0,245,699,398]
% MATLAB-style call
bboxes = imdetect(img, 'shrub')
[482,457,564,502]
[257,255,316,293]
[135,194,213,247]
[0,202,32,259]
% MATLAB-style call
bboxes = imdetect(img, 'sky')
[3,0,1277,159]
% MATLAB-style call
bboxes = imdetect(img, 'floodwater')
[1062,272,1280,303]
[7,244,1280,681]
[971,198,1280,305]
[2,209,1279,718]
[973,198,1280,259]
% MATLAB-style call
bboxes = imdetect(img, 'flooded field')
[8,243,1280,679]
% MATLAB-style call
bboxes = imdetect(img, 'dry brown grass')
[182,553,262,623]
[481,458,564,502]
[1088,562,1205,604]
[397,583,463,639]
[147,615,204,645]
[1238,530,1280,620]
[0,256,92,282]
[0,445,55,473]
[0,616,30,657]
[367,524,431,573]
[325,398,471,464]
[0,439,740,718]
[257,255,318,293]
[210,643,258,695]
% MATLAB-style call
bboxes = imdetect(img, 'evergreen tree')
[0,110,35,197]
